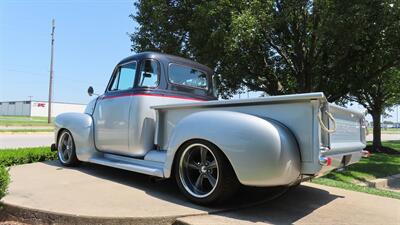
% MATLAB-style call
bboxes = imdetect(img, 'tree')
[351,69,400,150]
[345,1,400,150]
[130,1,400,100]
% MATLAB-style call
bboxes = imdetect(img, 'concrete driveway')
[0,133,53,149]
[1,161,399,225]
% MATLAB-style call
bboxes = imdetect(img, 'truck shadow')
[44,161,343,224]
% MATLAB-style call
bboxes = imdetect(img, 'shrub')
[0,165,9,200]
[0,147,57,167]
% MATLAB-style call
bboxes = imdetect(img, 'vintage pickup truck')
[53,52,367,205]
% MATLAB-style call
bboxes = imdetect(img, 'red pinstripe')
[102,93,206,101]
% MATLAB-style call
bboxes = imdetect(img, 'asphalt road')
[0,133,53,149]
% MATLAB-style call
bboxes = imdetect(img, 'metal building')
[0,100,86,117]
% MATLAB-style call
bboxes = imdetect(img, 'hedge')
[0,147,57,167]
[0,165,9,200]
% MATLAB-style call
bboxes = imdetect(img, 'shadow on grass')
[323,153,400,185]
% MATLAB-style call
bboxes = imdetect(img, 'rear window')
[168,64,208,89]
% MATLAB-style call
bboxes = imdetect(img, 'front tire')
[174,140,239,205]
[57,130,79,166]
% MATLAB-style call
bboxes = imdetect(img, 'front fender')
[163,111,301,186]
[54,112,96,161]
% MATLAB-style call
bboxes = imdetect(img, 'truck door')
[93,61,137,155]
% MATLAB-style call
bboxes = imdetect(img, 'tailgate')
[327,104,367,154]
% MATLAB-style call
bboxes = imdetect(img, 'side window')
[138,59,159,87]
[169,64,208,89]
[109,62,137,91]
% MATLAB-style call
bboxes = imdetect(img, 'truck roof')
[118,52,214,75]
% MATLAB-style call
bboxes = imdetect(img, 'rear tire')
[174,140,239,205]
[57,130,80,166]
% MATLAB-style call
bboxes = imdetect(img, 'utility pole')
[28,96,33,101]
[47,19,55,123]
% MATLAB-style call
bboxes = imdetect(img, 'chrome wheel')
[179,143,219,198]
[58,131,74,164]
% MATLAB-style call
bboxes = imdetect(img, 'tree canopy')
[130,0,400,101]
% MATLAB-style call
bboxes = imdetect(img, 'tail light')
[319,156,332,166]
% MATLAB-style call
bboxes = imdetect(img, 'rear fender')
[54,113,97,161]
[163,110,301,186]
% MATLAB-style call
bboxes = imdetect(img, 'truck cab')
[90,52,216,158]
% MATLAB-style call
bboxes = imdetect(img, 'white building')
[0,100,86,117]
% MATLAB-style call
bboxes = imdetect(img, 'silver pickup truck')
[53,52,367,205]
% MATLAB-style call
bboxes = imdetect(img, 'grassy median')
[313,140,400,199]
[0,116,54,133]
[0,129,54,133]
[0,116,53,127]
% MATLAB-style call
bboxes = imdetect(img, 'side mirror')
[88,86,94,96]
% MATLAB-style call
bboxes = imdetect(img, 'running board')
[89,153,164,177]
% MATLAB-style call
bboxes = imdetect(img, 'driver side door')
[93,61,137,155]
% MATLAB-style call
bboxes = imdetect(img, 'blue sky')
[0,0,398,122]
[0,0,135,104]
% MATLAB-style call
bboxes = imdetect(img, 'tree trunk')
[371,112,382,151]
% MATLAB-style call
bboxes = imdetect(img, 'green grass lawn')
[383,140,400,151]
[313,140,400,199]
[0,116,53,127]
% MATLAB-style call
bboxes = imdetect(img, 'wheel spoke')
[63,149,69,159]
[194,173,204,189]
[63,139,68,147]
[206,174,217,187]
[200,147,207,164]
[206,160,216,170]
[67,137,72,149]
[187,161,199,170]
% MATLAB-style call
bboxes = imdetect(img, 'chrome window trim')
[106,60,138,93]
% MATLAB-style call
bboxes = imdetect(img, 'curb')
[366,174,400,189]
[0,187,288,225]
[0,202,198,225]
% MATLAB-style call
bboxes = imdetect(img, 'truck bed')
[152,92,366,175]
